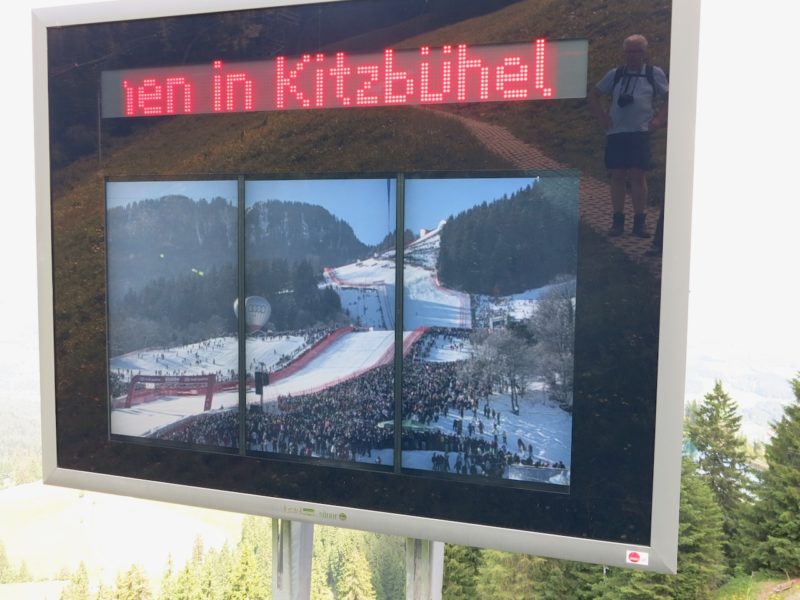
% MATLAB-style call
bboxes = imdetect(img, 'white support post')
[405,538,445,600]
[272,519,314,600]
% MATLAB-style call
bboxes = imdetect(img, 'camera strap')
[613,65,657,95]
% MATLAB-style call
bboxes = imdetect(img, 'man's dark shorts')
[604,131,651,170]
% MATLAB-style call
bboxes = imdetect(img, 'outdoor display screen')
[37,0,698,571]
[102,40,588,117]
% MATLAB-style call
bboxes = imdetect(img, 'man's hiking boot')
[632,213,650,238]
[608,212,625,237]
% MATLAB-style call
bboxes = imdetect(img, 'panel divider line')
[238,176,247,456]
[393,175,404,474]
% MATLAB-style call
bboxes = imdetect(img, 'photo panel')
[243,178,397,468]
[106,180,240,449]
[401,174,579,488]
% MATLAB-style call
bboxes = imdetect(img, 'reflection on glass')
[106,180,240,448]
[401,175,578,487]
[244,179,397,467]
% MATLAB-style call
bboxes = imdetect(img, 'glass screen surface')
[106,180,240,449]
[243,178,397,468]
[401,175,578,487]
[47,0,673,546]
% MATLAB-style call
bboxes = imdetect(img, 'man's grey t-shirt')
[596,65,668,135]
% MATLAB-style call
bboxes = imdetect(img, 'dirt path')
[758,579,800,599]
[432,109,662,271]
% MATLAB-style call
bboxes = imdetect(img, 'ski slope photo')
[106,175,578,488]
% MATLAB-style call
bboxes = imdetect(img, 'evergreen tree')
[189,536,205,568]
[592,458,726,600]
[14,560,32,583]
[437,181,578,295]
[157,555,175,600]
[95,583,114,600]
[310,554,335,600]
[239,516,273,569]
[596,569,674,600]
[474,550,537,598]
[60,562,90,600]
[442,544,483,600]
[743,375,800,575]
[529,558,604,600]
[685,381,750,562]
[0,540,9,583]
[199,545,234,600]
[114,564,152,600]
[363,533,405,600]
[335,544,376,600]
[673,457,727,598]
[227,545,269,600]
[172,563,202,600]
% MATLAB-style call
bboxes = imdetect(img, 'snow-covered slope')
[324,222,472,330]
[110,335,308,379]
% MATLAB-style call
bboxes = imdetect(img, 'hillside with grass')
[395,0,672,188]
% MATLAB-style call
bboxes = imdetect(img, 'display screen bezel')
[33,0,699,573]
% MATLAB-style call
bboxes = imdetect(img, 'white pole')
[406,538,445,600]
[272,519,314,600]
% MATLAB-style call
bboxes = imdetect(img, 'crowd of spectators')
[154,407,239,448]
[144,328,567,479]
[246,363,394,461]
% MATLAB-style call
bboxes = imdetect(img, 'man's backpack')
[612,64,661,95]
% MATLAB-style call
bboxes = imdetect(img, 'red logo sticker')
[626,550,649,566]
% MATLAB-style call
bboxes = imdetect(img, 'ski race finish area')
[101,40,588,117]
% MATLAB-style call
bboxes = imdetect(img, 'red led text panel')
[101,39,588,118]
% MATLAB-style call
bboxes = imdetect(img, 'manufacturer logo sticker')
[626,550,649,566]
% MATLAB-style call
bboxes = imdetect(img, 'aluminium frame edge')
[649,0,702,575]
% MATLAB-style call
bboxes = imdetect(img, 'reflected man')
[588,34,668,238]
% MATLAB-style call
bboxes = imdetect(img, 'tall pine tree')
[592,458,726,600]
[363,533,405,600]
[474,550,537,598]
[685,381,750,563]
[115,564,152,600]
[335,542,376,600]
[227,545,269,600]
[743,375,800,575]
[0,541,9,584]
[442,544,483,600]
[59,562,89,600]
[673,457,727,598]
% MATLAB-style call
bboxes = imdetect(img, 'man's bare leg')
[629,168,650,237]
[608,169,627,236]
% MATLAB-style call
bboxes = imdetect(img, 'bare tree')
[527,278,576,410]
[468,328,537,414]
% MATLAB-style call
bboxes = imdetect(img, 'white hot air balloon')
[233,296,271,333]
